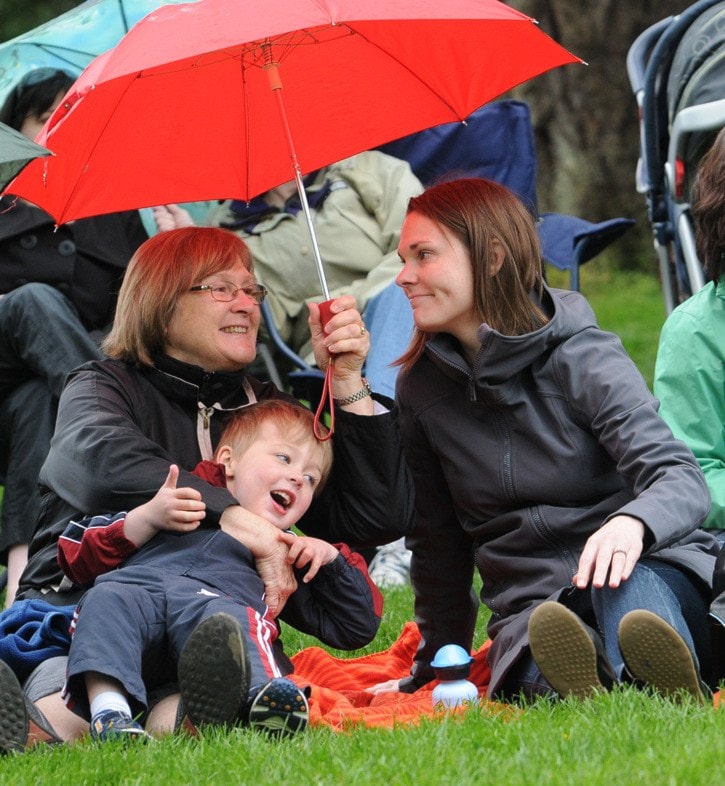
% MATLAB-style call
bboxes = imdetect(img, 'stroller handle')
[641,0,725,196]
[626,16,672,95]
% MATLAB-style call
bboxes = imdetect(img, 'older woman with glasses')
[0,226,410,751]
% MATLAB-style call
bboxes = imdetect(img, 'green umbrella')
[0,121,51,191]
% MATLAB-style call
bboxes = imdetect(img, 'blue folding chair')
[377,99,635,291]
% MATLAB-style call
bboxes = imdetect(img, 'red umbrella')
[6,0,580,434]
[8,0,580,271]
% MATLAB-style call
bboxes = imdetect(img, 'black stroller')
[627,0,725,314]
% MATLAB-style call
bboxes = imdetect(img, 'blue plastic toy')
[431,644,478,708]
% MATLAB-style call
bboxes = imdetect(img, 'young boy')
[59,400,383,740]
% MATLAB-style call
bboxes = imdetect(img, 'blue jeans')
[591,559,711,684]
[499,558,712,700]
[361,282,414,399]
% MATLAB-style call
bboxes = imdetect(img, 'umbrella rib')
[118,0,131,33]
[241,60,252,204]
[36,44,101,64]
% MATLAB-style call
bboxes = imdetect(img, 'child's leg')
[66,580,166,719]
[167,577,309,735]
[166,576,282,693]
[85,672,134,719]
[175,610,309,737]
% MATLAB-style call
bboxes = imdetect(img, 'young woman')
[374,177,718,703]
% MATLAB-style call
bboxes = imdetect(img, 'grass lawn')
[3,269,723,785]
[2,583,722,786]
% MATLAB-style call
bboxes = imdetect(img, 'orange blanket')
[289,622,508,730]
[290,622,721,728]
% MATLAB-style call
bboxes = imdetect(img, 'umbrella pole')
[264,57,331,301]
[265,52,336,442]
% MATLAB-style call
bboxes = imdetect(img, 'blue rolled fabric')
[0,598,74,681]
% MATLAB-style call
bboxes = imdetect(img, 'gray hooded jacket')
[397,285,718,694]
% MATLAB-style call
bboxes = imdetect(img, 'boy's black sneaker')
[248,678,309,737]
[178,612,251,728]
[90,710,150,742]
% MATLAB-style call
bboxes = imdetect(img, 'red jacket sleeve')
[58,513,138,586]
[56,462,228,586]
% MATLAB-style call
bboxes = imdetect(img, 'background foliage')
[1,1,78,40]
[509,0,689,272]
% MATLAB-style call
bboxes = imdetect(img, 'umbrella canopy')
[0,0,199,105]
[7,0,581,228]
[0,121,51,191]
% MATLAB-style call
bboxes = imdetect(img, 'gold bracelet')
[333,378,372,406]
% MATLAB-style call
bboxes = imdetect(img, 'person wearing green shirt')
[654,127,725,547]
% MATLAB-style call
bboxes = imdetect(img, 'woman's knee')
[23,656,68,702]
[3,282,67,312]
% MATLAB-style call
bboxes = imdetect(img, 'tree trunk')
[508,1,688,269]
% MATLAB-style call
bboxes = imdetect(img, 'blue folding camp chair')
[263,98,634,403]
[377,99,635,291]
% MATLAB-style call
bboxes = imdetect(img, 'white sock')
[90,691,133,719]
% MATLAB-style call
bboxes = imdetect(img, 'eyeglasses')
[189,281,268,304]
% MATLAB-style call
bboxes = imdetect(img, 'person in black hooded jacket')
[369,177,718,705]
[0,67,147,605]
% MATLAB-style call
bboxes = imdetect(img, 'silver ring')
[360,324,367,336]
[612,547,628,556]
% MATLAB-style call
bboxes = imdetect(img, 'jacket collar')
[425,284,597,386]
[219,170,331,233]
[715,275,725,302]
[145,352,252,409]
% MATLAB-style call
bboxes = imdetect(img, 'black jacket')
[19,353,412,602]
[0,198,147,332]
[398,286,717,694]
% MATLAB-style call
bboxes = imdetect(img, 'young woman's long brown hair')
[691,127,725,282]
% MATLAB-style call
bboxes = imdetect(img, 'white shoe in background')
[368,537,411,587]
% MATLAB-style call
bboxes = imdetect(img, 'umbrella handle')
[318,299,334,329]
[313,299,336,441]
[313,364,335,441]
